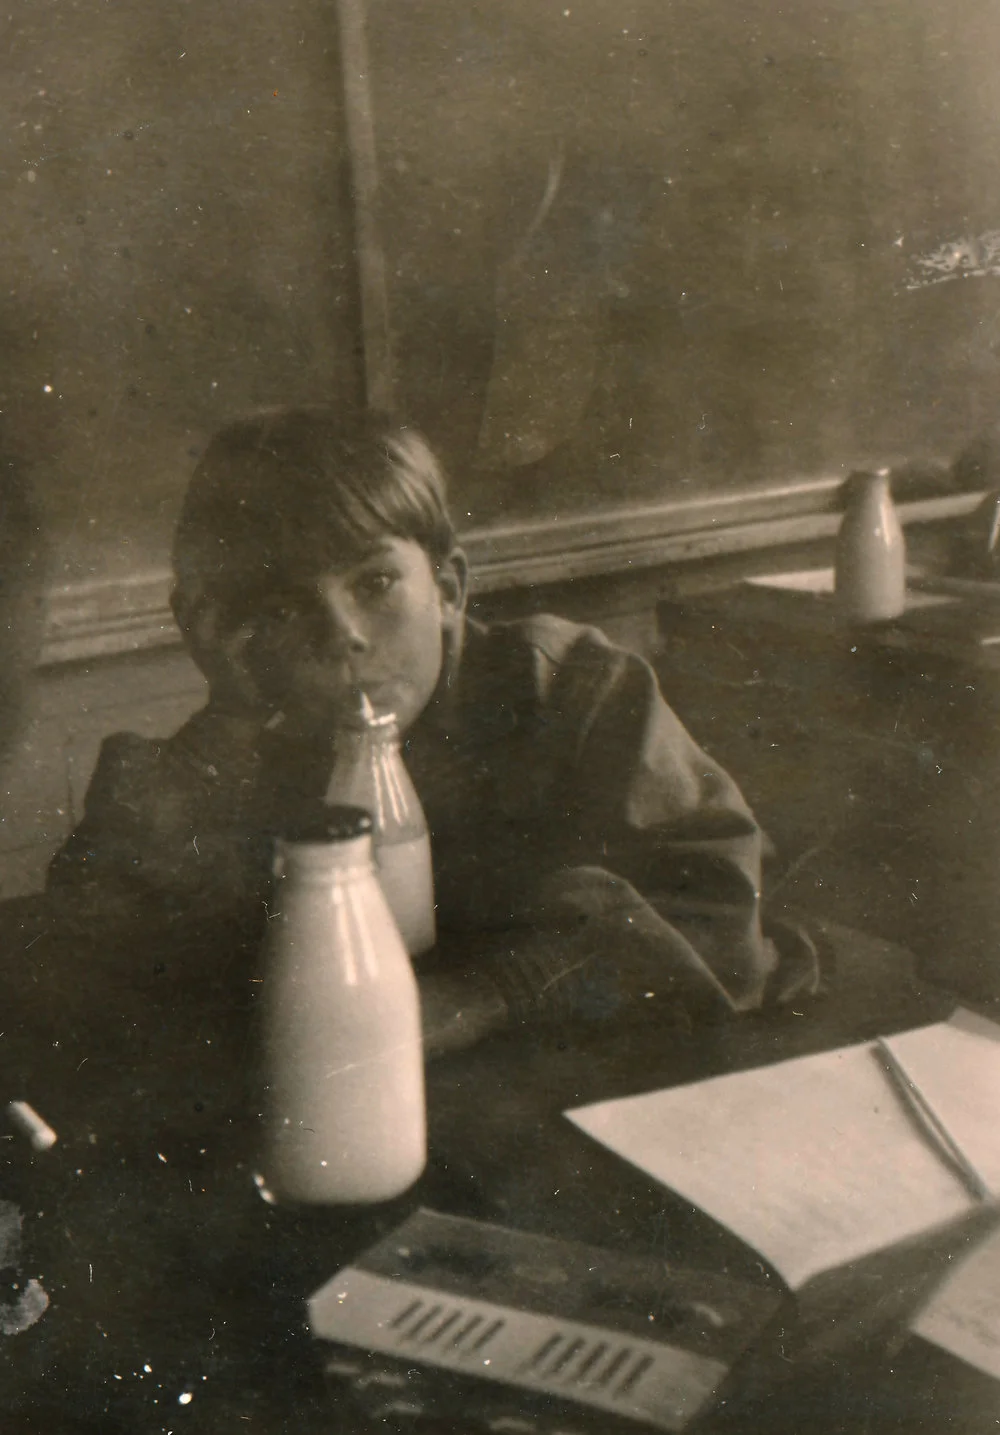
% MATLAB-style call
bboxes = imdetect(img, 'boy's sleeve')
[47,711,265,915]
[485,634,820,1026]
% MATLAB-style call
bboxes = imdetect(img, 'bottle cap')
[280,803,374,844]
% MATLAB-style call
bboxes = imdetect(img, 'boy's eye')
[353,569,397,600]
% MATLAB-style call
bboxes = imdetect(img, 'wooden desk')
[656,577,1000,1007]
[0,897,992,1433]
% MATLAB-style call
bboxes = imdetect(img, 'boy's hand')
[173,592,274,719]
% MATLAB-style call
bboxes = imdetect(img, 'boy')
[49,407,818,1054]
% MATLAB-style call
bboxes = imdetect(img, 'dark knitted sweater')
[49,615,818,1021]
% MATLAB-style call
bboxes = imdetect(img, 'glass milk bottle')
[835,468,906,623]
[325,697,436,957]
[260,805,426,1205]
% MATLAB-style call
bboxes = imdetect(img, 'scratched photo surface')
[1,2,999,1432]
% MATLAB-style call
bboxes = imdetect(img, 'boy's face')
[246,538,467,736]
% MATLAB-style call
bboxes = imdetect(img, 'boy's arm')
[47,710,265,918]
[473,639,819,1035]
[417,968,512,1060]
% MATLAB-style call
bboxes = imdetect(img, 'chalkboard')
[370,0,1000,524]
[3,0,1000,629]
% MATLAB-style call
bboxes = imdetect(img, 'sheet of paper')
[912,1224,1000,1379]
[745,567,836,593]
[743,568,953,609]
[566,1011,1000,1290]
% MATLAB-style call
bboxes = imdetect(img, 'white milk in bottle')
[325,697,436,957]
[259,804,426,1205]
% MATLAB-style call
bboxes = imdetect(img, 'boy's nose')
[316,582,369,656]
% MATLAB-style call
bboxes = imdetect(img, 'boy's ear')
[435,546,469,625]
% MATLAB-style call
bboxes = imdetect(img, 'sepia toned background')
[3,0,1000,591]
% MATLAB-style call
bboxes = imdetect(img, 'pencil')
[874,1038,993,1203]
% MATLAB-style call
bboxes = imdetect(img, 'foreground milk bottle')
[325,696,436,957]
[260,804,426,1205]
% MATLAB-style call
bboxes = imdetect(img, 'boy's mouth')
[297,670,399,719]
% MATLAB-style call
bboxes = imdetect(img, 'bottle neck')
[327,714,427,844]
[846,469,893,509]
[275,830,375,878]
[335,716,400,764]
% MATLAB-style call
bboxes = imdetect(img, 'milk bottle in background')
[835,468,906,623]
[325,696,436,957]
[260,805,426,1205]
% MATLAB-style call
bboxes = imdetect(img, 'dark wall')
[374,0,1000,523]
[0,0,362,588]
[3,0,1000,586]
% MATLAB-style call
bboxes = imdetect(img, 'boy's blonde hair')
[172,406,456,654]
